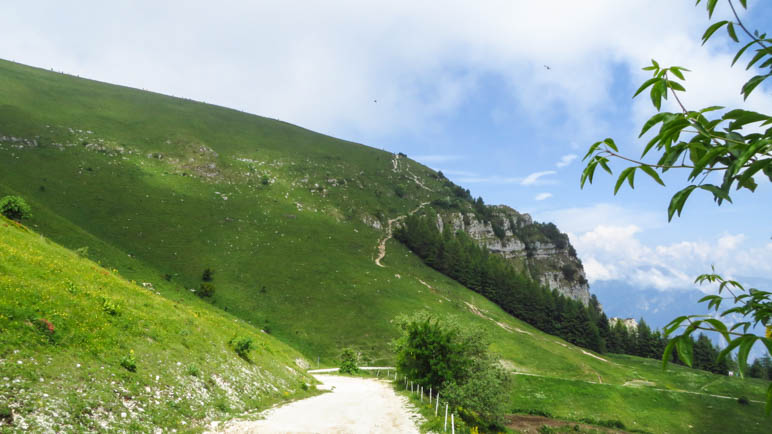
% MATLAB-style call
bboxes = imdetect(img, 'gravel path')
[211,374,421,433]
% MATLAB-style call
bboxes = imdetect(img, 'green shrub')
[393,311,510,428]
[339,348,359,374]
[198,282,215,298]
[0,195,31,222]
[101,298,119,315]
[0,405,11,422]
[120,351,137,372]
[579,417,626,429]
[186,364,200,377]
[202,267,214,282]
[230,336,253,359]
[34,318,55,343]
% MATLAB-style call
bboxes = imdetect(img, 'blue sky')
[1,0,770,296]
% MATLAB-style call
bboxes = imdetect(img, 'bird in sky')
[543,65,551,70]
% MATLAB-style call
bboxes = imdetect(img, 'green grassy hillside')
[0,218,314,432]
[1,59,770,433]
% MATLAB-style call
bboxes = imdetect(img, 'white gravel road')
[210,374,421,434]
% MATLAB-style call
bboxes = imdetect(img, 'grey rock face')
[437,205,591,305]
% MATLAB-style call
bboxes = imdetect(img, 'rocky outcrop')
[609,317,638,330]
[436,205,591,305]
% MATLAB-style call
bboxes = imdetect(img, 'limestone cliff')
[435,205,591,305]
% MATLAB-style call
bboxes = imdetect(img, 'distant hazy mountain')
[592,276,771,360]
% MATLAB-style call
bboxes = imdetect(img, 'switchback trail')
[374,202,429,267]
[210,374,420,433]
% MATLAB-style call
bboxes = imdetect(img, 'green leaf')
[639,112,669,138]
[746,49,768,70]
[603,138,619,152]
[670,67,686,81]
[580,161,597,188]
[766,384,772,415]
[614,167,635,195]
[662,339,677,369]
[727,22,739,42]
[723,108,771,130]
[667,185,697,221]
[675,337,693,367]
[701,183,734,203]
[706,0,718,18]
[641,135,661,159]
[718,337,743,362]
[598,158,613,175]
[701,20,728,45]
[651,81,666,111]
[737,335,757,377]
[634,77,659,98]
[732,40,756,66]
[737,159,772,188]
[666,80,686,92]
[664,316,689,337]
[583,141,602,161]
[729,139,770,180]
[761,337,772,358]
[742,74,768,100]
[639,165,665,186]
[702,318,731,342]
[699,105,724,114]
[688,146,726,181]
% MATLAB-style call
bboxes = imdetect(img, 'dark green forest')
[394,213,729,374]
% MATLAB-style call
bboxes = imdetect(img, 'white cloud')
[556,154,577,168]
[534,192,553,201]
[2,0,769,143]
[570,224,772,291]
[537,203,663,234]
[520,170,557,186]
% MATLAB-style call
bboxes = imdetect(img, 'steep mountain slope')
[0,218,313,432]
[0,58,586,359]
[1,59,769,432]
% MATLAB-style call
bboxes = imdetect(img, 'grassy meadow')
[0,217,316,432]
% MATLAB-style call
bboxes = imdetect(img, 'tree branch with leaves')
[580,0,772,414]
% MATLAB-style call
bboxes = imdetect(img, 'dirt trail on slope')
[211,374,420,434]
[375,202,429,267]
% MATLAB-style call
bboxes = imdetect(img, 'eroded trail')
[212,374,420,434]
[374,202,429,267]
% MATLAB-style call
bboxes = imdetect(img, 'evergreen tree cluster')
[606,320,728,374]
[394,214,605,352]
[749,356,772,380]
[395,214,730,375]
